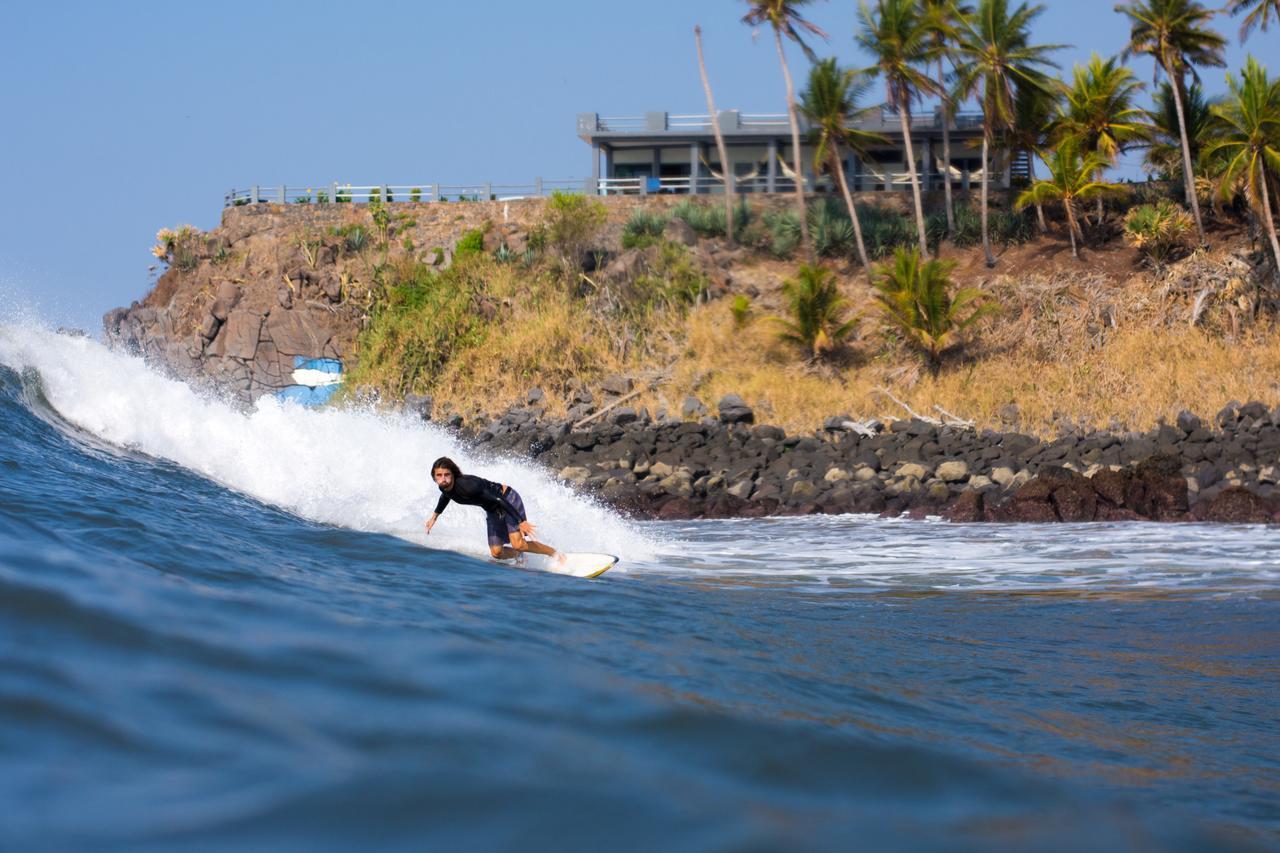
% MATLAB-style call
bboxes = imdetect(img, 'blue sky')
[0,1,1265,332]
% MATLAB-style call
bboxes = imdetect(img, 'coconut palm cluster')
[705,0,1280,370]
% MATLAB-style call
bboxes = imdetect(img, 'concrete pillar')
[251,185,259,204]
[767,139,778,194]
[429,183,439,202]
[535,176,544,196]
[690,143,701,195]
[590,143,600,194]
[962,170,970,193]
[483,182,492,200]
[279,185,287,204]
[331,182,338,203]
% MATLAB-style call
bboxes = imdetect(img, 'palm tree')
[1116,0,1226,246]
[742,0,829,261]
[857,0,941,256]
[1226,0,1280,42]
[1203,56,1280,277]
[1003,78,1062,232]
[776,263,858,358]
[1144,80,1214,182]
[800,59,886,281]
[694,25,736,245]
[1015,137,1117,259]
[923,0,974,237]
[954,0,1062,267]
[873,247,993,374]
[1057,54,1149,223]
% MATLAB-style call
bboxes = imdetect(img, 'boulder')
[600,374,633,396]
[718,394,754,425]
[210,281,241,321]
[896,462,929,481]
[217,310,263,360]
[943,490,985,522]
[682,396,708,419]
[266,308,332,356]
[403,394,433,422]
[664,217,698,247]
[1175,410,1202,434]
[558,466,592,486]
[1192,486,1273,523]
[936,460,970,482]
[753,424,785,441]
[611,407,639,426]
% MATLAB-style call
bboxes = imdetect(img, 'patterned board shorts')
[485,487,526,547]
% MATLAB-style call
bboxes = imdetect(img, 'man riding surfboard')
[424,457,561,562]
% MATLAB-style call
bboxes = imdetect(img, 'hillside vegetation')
[341,190,1280,436]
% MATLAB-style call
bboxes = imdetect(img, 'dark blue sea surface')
[0,327,1277,851]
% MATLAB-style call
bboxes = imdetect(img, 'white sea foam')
[0,323,656,562]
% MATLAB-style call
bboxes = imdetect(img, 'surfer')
[424,457,561,562]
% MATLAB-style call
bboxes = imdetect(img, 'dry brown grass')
[374,230,1279,437]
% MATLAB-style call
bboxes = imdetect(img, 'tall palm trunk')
[1168,64,1207,246]
[939,58,955,236]
[775,27,812,260]
[695,26,734,245]
[831,150,872,283]
[1064,199,1080,260]
[980,130,994,266]
[898,100,929,255]
[1260,162,1280,279]
[1095,172,1105,225]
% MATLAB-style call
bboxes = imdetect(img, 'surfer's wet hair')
[431,456,462,479]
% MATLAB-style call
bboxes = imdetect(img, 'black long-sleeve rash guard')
[433,475,525,526]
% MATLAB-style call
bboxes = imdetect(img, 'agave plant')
[622,209,671,249]
[1122,200,1195,266]
[775,263,857,359]
[873,247,994,374]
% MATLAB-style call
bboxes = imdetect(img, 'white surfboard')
[542,552,619,579]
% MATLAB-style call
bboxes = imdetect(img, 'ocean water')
[0,324,1277,852]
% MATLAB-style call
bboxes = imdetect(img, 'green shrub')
[294,193,312,205]
[455,227,487,259]
[763,209,801,257]
[808,198,856,258]
[670,199,751,239]
[410,187,422,203]
[545,191,607,275]
[992,208,1036,245]
[348,261,488,395]
[384,187,395,203]
[857,205,915,258]
[621,242,707,324]
[494,244,515,263]
[335,186,352,204]
[731,294,752,328]
[1123,200,1194,266]
[316,190,330,204]
[873,247,994,374]
[774,263,856,359]
[622,209,670,250]
[950,205,983,247]
[367,187,382,204]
